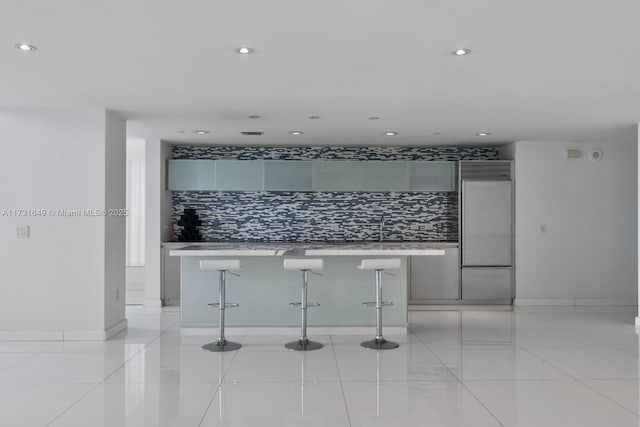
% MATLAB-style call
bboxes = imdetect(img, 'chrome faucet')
[379,216,385,242]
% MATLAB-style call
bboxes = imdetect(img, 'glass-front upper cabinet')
[264,160,312,190]
[362,161,407,191]
[167,160,216,190]
[312,160,362,191]
[216,160,264,190]
[408,161,456,191]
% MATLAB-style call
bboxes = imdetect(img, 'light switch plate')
[16,225,30,238]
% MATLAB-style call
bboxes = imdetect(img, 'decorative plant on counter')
[177,208,203,241]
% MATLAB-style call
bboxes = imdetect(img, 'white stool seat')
[200,259,242,271]
[357,258,401,270]
[284,258,323,271]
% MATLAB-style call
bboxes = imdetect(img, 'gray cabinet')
[216,160,263,190]
[461,267,512,301]
[312,160,362,191]
[461,180,512,266]
[409,248,460,302]
[162,247,181,306]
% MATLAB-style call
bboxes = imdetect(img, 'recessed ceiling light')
[236,47,254,54]
[368,116,381,120]
[475,132,491,136]
[193,130,210,135]
[15,43,37,51]
[383,131,399,136]
[248,115,261,119]
[308,116,320,119]
[289,131,304,135]
[452,48,471,56]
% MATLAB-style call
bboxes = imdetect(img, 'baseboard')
[144,299,163,308]
[514,298,635,306]
[180,326,408,336]
[105,319,128,340]
[0,330,64,341]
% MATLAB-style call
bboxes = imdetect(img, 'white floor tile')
[106,344,237,384]
[465,380,640,427]
[0,383,95,426]
[432,346,570,380]
[224,348,340,383]
[530,348,640,379]
[0,352,131,384]
[342,381,502,427]
[583,379,640,415]
[200,382,350,426]
[0,353,37,373]
[49,383,216,427]
[2,306,640,425]
[333,337,456,382]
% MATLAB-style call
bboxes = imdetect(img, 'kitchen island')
[170,242,444,334]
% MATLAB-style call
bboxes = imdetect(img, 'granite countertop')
[167,241,451,257]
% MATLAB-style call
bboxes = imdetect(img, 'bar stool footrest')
[362,302,393,307]
[289,302,320,307]
[207,303,239,308]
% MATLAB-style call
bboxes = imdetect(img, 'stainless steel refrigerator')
[460,161,513,303]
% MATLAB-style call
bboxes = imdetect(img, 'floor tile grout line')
[409,328,506,427]
[0,352,42,377]
[47,321,172,426]
[505,324,640,419]
[329,335,353,427]
[197,345,242,427]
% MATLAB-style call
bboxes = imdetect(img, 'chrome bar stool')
[358,258,401,350]
[284,258,324,351]
[200,259,242,352]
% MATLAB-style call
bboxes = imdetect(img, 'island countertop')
[168,241,448,257]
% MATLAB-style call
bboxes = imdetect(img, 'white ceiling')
[2,0,640,146]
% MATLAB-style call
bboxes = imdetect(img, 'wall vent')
[460,160,512,180]
[241,131,264,136]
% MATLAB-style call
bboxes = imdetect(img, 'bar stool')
[284,258,324,351]
[358,258,401,350]
[200,259,242,352]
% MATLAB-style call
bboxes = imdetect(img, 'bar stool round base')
[285,339,323,351]
[361,338,399,350]
[202,341,242,352]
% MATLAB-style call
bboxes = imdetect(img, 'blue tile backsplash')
[171,146,498,242]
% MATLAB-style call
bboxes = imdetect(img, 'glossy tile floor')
[2,306,640,426]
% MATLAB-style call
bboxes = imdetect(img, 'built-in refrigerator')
[460,161,513,303]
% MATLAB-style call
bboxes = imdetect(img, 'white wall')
[0,109,127,340]
[501,140,637,305]
[144,139,172,307]
[104,111,127,331]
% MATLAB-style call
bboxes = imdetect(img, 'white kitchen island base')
[170,243,444,331]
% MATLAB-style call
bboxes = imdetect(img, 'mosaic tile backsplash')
[171,146,499,242]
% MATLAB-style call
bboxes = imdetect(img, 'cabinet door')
[409,161,456,191]
[216,160,264,190]
[264,160,312,190]
[461,267,512,301]
[162,248,181,306]
[362,161,407,191]
[312,161,362,191]
[461,181,513,266]
[410,248,460,301]
[167,160,216,191]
